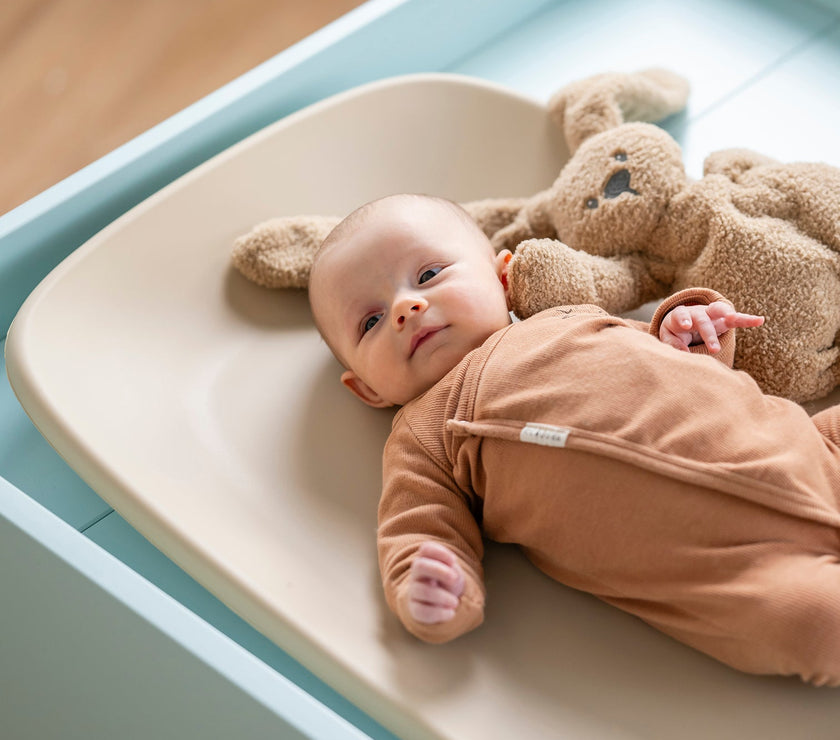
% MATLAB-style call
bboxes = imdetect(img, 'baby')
[309,193,840,686]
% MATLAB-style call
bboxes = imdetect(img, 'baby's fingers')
[659,306,693,351]
[690,310,722,353]
[723,311,765,329]
[659,325,692,352]
[408,598,458,624]
[414,542,465,595]
[412,556,460,590]
[707,301,764,329]
[417,540,458,565]
[664,304,693,334]
[410,581,460,611]
[408,575,460,624]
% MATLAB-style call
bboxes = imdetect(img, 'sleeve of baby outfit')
[648,287,736,368]
[378,419,486,644]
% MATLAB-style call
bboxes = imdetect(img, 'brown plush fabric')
[546,67,691,154]
[507,237,669,318]
[231,215,340,288]
[460,197,529,238]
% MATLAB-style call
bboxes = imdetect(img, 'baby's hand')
[407,541,465,624]
[660,301,764,353]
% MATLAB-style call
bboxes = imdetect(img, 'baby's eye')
[362,314,382,334]
[418,266,442,284]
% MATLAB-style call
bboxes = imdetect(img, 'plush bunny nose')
[604,169,639,199]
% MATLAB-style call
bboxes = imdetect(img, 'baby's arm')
[659,301,764,353]
[407,541,465,624]
[379,420,486,643]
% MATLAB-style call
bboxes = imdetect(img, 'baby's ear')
[495,249,514,306]
[231,215,341,289]
[548,68,690,154]
[341,371,393,408]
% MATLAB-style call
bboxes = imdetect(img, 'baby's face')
[311,198,512,407]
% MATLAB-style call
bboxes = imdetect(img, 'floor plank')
[0,0,365,216]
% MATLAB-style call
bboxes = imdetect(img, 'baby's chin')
[394,348,475,405]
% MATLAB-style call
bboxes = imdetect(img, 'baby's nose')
[393,295,427,327]
[396,304,421,326]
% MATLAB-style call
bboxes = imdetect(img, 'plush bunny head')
[548,122,686,257]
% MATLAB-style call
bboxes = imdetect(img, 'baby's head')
[309,194,512,407]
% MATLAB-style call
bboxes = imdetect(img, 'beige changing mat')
[7,75,840,740]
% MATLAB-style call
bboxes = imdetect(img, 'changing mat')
[7,74,840,740]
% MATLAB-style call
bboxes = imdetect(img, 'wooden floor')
[0,0,366,217]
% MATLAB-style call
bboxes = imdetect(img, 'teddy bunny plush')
[232,69,840,403]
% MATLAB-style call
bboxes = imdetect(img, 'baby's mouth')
[410,325,447,357]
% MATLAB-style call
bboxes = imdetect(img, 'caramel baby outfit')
[378,288,840,686]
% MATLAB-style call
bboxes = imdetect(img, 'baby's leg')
[683,546,840,686]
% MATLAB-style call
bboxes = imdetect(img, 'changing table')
[3,1,840,738]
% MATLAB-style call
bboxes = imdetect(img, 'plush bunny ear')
[231,215,341,289]
[548,68,690,154]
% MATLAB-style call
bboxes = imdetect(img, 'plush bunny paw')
[508,239,600,318]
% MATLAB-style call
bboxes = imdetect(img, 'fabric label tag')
[519,424,570,448]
